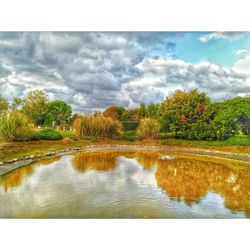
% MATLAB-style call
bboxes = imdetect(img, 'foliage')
[121,130,141,141]
[147,103,160,118]
[177,121,236,140]
[44,113,54,127]
[103,106,125,120]
[34,128,63,140]
[72,115,122,138]
[22,90,49,126]
[159,89,213,135]
[0,96,8,113]
[122,121,139,131]
[213,97,250,135]
[214,97,250,122]
[47,100,72,125]
[0,111,35,141]
[137,118,160,139]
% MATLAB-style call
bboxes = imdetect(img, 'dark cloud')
[0,32,249,111]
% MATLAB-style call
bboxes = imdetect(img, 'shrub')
[122,121,139,131]
[137,118,160,139]
[34,128,63,140]
[177,121,236,140]
[121,130,141,141]
[0,111,35,141]
[159,132,176,139]
[72,115,122,139]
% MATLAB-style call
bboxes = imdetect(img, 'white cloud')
[233,53,250,75]
[123,57,250,103]
[199,32,245,42]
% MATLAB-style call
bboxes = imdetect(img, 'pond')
[0,150,249,218]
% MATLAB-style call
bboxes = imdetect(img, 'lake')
[0,150,249,218]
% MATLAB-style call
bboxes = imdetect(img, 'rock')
[6,160,14,163]
[160,155,175,160]
[0,162,3,166]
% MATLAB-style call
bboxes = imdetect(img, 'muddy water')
[0,151,249,218]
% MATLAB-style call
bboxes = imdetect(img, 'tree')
[103,106,125,120]
[22,90,49,126]
[147,103,160,118]
[47,100,72,125]
[0,96,8,113]
[159,89,213,136]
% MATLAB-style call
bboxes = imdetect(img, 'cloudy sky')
[0,32,250,112]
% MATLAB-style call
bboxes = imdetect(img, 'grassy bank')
[1,135,250,162]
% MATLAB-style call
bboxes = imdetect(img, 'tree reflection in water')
[155,157,250,216]
[1,151,250,217]
[73,151,135,172]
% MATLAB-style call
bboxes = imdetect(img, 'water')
[0,151,249,218]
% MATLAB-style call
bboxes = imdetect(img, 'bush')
[177,121,236,140]
[34,128,63,140]
[137,118,160,139]
[72,115,122,139]
[159,132,176,139]
[121,130,141,141]
[0,111,35,141]
[122,121,139,131]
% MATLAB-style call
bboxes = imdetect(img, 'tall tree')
[159,89,213,135]
[22,90,49,125]
[47,100,72,125]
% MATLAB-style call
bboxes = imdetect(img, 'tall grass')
[0,111,35,142]
[72,115,122,139]
[137,118,160,139]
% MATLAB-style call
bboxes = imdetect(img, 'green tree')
[159,89,213,136]
[0,96,8,113]
[47,100,72,125]
[22,90,49,126]
[147,103,160,118]
[44,112,55,127]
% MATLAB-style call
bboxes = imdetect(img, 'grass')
[0,136,250,162]
[159,135,250,147]
[57,130,78,139]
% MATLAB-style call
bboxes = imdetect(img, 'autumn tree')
[159,89,213,136]
[103,106,125,120]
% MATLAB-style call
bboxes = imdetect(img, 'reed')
[72,115,121,138]
[0,111,35,142]
[137,118,160,139]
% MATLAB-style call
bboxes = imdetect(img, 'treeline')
[0,89,250,142]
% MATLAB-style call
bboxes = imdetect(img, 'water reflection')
[0,156,61,193]
[73,151,134,172]
[155,157,250,216]
[0,151,249,218]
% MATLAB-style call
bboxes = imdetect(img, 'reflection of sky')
[0,155,246,218]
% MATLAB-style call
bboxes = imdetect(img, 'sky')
[0,32,250,112]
